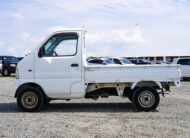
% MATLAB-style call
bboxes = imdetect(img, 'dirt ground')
[0,77,189,138]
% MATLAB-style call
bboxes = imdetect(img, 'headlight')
[15,68,19,79]
[10,64,16,67]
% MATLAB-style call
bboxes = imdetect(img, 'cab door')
[34,32,84,98]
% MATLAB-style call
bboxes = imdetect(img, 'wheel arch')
[131,81,162,90]
[15,82,47,99]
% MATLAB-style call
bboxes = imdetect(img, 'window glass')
[89,60,96,63]
[3,57,19,62]
[54,39,77,56]
[43,34,78,56]
[45,37,56,55]
[89,60,93,63]
[130,60,137,64]
[178,59,183,65]
[105,59,115,64]
[178,59,187,65]
[89,59,103,64]
[98,60,104,64]
[139,60,144,64]
[113,59,121,64]
[120,58,132,64]
[186,59,190,65]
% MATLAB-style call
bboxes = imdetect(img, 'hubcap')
[21,92,38,108]
[138,91,155,108]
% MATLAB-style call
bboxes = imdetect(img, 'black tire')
[127,91,133,102]
[3,69,10,76]
[132,86,160,112]
[17,86,44,112]
[44,97,51,105]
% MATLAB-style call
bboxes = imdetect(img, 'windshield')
[3,57,19,63]
[120,58,132,64]
[105,59,115,64]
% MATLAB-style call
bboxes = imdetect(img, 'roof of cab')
[51,28,84,34]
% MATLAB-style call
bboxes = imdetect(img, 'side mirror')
[38,47,45,57]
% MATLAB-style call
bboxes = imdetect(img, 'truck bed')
[85,64,181,85]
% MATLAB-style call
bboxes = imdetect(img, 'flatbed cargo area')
[85,64,180,84]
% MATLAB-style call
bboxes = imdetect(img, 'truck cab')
[14,28,181,112]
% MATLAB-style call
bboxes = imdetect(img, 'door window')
[42,33,78,57]
[54,39,77,56]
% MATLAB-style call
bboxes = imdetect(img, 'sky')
[0,0,190,57]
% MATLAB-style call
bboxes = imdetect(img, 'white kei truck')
[14,28,181,112]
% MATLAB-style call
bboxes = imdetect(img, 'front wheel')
[132,86,160,111]
[3,69,10,76]
[17,87,44,112]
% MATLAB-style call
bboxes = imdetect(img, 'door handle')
[71,64,78,67]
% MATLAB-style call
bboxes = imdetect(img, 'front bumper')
[9,67,16,73]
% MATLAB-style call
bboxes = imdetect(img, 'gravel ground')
[0,77,190,138]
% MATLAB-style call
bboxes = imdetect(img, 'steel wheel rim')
[138,91,155,108]
[21,92,38,109]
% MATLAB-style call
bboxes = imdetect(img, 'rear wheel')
[17,87,44,112]
[132,86,160,111]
